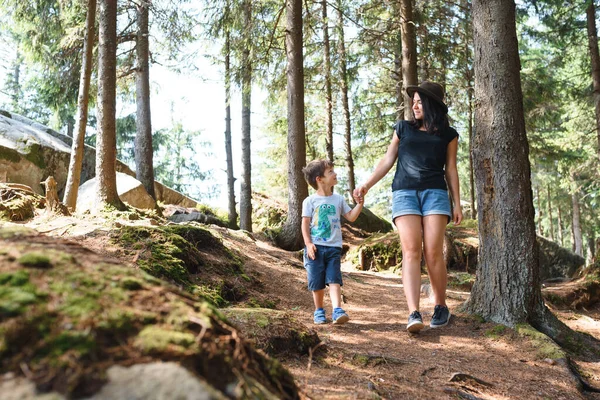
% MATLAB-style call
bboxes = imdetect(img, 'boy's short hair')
[302,159,334,190]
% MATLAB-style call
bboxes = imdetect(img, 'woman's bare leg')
[422,215,448,306]
[395,215,424,313]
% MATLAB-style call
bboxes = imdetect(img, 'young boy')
[301,160,364,325]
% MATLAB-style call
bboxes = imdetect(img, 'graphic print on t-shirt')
[310,204,337,240]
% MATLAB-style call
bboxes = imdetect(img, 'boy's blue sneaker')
[430,305,451,328]
[332,307,349,325]
[407,310,425,333]
[313,308,327,324]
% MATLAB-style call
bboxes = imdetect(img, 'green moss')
[0,225,38,239]
[0,284,41,317]
[38,331,96,358]
[0,146,22,163]
[352,354,370,367]
[191,284,228,307]
[0,270,30,286]
[516,323,566,360]
[24,143,46,169]
[134,326,196,353]
[120,277,144,290]
[485,325,507,339]
[18,252,52,268]
[448,272,475,289]
[247,297,277,309]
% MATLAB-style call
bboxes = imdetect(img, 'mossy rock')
[0,234,300,399]
[0,224,38,239]
[346,231,402,272]
[222,307,320,356]
[112,225,247,307]
[349,206,393,234]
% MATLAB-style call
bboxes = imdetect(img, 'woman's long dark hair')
[408,92,449,135]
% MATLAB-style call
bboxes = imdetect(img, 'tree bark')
[400,0,418,120]
[536,185,543,236]
[547,184,554,241]
[465,0,545,326]
[134,0,156,200]
[63,0,96,211]
[224,17,238,229]
[571,180,583,257]
[278,0,308,251]
[322,0,334,163]
[586,2,600,157]
[557,202,564,247]
[336,0,356,198]
[95,0,125,210]
[239,0,253,232]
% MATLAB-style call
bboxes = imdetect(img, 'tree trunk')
[95,0,125,210]
[336,0,356,198]
[224,19,238,229]
[463,0,476,220]
[571,182,583,257]
[400,0,418,120]
[239,0,253,232]
[465,0,545,326]
[536,185,543,236]
[134,0,156,200]
[587,234,596,265]
[322,0,334,163]
[278,0,308,251]
[557,202,564,247]
[547,184,554,241]
[63,0,96,211]
[586,2,600,157]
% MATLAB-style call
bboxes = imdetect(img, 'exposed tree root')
[525,308,600,394]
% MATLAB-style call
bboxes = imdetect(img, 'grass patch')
[18,252,52,268]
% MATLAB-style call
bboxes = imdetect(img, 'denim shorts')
[303,245,343,291]
[391,189,451,223]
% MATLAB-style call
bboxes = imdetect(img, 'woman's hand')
[453,204,463,225]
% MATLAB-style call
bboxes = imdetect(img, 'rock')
[84,362,225,400]
[538,236,585,280]
[0,375,64,400]
[347,206,393,234]
[0,109,199,208]
[76,172,157,212]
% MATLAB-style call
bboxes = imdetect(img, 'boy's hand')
[306,243,317,260]
[353,191,364,204]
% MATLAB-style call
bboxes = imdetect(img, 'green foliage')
[153,121,216,201]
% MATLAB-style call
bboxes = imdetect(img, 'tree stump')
[41,176,70,216]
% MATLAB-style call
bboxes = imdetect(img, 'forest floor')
[12,212,600,399]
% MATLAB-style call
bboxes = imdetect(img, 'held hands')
[453,204,463,225]
[306,243,317,260]
[352,185,368,204]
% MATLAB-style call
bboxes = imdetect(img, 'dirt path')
[235,236,600,399]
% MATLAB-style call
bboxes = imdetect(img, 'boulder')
[348,206,393,233]
[538,236,585,281]
[0,109,199,208]
[76,172,157,212]
[85,362,225,400]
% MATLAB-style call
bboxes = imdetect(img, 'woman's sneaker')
[332,307,350,325]
[430,305,451,328]
[313,308,327,324]
[407,310,425,333]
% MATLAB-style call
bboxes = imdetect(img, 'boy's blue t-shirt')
[302,193,352,248]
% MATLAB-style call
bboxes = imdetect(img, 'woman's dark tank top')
[391,120,459,191]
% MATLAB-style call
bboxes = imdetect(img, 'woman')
[353,81,462,333]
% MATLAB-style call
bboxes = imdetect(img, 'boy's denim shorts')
[391,189,452,223]
[303,245,343,291]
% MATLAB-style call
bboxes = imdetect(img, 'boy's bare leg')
[312,289,325,310]
[395,215,424,312]
[329,284,342,309]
